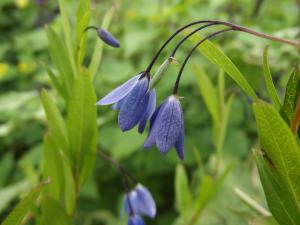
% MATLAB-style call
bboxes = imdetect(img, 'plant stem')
[144,20,298,76]
[173,28,233,94]
[96,149,136,215]
[170,23,217,57]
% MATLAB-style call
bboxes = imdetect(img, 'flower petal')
[135,184,156,218]
[143,103,164,149]
[96,75,140,105]
[175,124,184,160]
[128,215,145,225]
[124,191,138,215]
[118,77,149,131]
[138,89,156,133]
[155,96,183,154]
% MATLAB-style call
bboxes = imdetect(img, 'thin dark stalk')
[84,26,98,32]
[144,21,213,74]
[96,150,136,215]
[173,28,233,95]
[143,20,298,77]
[170,22,217,57]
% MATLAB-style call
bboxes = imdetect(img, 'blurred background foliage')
[0,0,299,224]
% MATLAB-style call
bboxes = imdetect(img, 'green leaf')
[262,46,281,110]
[45,26,74,99]
[41,90,69,156]
[42,134,64,201]
[175,164,192,216]
[76,0,91,66]
[57,0,76,76]
[254,149,300,225]
[43,63,67,100]
[67,68,97,184]
[43,134,76,215]
[250,216,279,225]
[188,32,257,100]
[89,7,115,79]
[192,62,219,124]
[282,67,300,123]
[252,100,300,211]
[41,196,72,225]
[2,180,49,225]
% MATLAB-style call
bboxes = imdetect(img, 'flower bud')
[97,28,120,48]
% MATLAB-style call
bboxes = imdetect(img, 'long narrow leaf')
[254,149,300,225]
[253,100,300,210]
[262,46,281,110]
[67,68,97,184]
[188,32,257,100]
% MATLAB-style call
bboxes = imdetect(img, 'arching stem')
[173,28,233,95]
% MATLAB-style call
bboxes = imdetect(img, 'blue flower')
[124,184,157,218]
[97,28,120,48]
[144,95,184,160]
[128,215,145,225]
[96,74,156,132]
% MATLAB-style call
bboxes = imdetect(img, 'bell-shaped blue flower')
[124,184,157,218]
[128,214,145,225]
[96,74,156,132]
[144,95,184,160]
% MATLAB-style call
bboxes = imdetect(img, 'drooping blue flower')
[97,28,120,48]
[124,184,157,218]
[128,214,146,225]
[96,74,156,132]
[144,95,184,160]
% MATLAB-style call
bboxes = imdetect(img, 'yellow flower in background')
[18,61,36,74]
[0,63,9,79]
[15,0,29,9]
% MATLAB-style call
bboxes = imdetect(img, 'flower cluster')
[96,73,185,160]
[124,184,156,225]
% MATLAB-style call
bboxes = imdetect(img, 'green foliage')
[254,149,300,225]
[67,68,97,184]
[2,180,49,225]
[282,67,300,123]
[189,32,257,100]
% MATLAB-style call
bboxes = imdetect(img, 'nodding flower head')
[127,214,145,225]
[144,95,184,160]
[96,73,156,132]
[124,184,157,219]
[97,28,120,48]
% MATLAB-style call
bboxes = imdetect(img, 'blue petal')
[175,124,184,160]
[124,191,138,215]
[143,103,164,149]
[98,28,120,48]
[118,77,149,131]
[151,96,183,154]
[111,97,126,110]
[138,89,156,133]
[135,184,156,218]
[96,75,140,105]
[128,215,145,225]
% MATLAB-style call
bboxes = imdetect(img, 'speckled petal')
[138,89,156,133]
[118,77,149,131]
[96,75,140,105]
[155,96,183,154]
[143,103,165,148]
[175,125,184,160]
